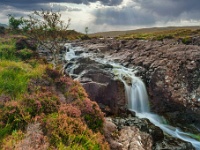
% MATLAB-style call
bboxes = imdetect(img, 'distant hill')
[89,26,200,37]
[0,23,8,28]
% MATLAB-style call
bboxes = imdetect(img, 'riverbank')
[0,36,109,149]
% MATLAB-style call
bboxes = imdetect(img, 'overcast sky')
[0,0,200,33]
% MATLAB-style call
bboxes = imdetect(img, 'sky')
[0,0,200,33]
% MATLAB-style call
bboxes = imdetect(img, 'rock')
[119,126,153,150]
[103,118,122,150]
[15,38,37,50]
[113,117,194,150]
[192,36,200,46]
[78,38,200,134]
[65,57,127,116]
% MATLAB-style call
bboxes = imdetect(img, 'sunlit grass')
[0,38,18,61]
[0,60,46,98]
[118,29,200,41]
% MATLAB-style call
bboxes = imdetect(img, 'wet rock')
[113,117,194,150]
[65,57,127,116]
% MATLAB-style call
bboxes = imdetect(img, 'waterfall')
[65,45,200,150]
[117,70,200,150]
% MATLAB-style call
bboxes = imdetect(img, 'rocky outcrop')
[76,38,200,133]
[65,57,127,115]
[104,116,194,150]
[38,38,200,149]
[15,38,37,50]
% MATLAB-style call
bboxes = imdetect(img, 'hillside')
[0,36,109,149]
[0,23,8,28]
[89,26,200,37]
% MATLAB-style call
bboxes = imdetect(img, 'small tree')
[23,10,71,69]
[85,27,89,35]
[8,14,23,31]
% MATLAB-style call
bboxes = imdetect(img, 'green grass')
[118,29,200,41]
[0,60,45,98]
[0,39,18,61]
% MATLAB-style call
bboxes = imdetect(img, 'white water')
[65,45,200,150]
[114,67,200,150]
[65,43,77,61]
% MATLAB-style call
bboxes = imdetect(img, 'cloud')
[137,0,200,16]
[92,0,200,28]
[1,0,200,33]
[0,0,123,9]
[94,6,155,26]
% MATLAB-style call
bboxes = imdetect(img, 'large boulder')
[65,57,127,116]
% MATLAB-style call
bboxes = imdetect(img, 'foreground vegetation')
[0,36,109,149]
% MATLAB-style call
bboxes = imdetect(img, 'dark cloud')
[0,2,70,12]
[0,0,123,9]
[94,7,155,26]
[93,0,200,27]
[136,0,200,18]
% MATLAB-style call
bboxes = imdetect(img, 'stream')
[64,43,200,150]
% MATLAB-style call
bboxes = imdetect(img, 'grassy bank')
[0,36,109,149]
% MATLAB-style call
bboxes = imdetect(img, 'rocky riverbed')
[37,37,200,149]
[71,38,200,133]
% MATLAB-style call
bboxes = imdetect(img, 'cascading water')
[114,67,200,150]
[65,44,200,150]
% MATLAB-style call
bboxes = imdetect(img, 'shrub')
[44,113,109,149]
[181,37,192,44]
[16,48,34,60]
[59,76,105,132]
[23,10,71,68]
[59,104,81,118]
[0,101,29,137]
[1,130,24,150]
[46,67,62,80]
[73,98,105,132]
[64,81,88,102]
[20,92,60,117]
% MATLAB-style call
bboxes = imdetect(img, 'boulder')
[15,38,37,50]
[65,57,127,116]
[113,117,194,150]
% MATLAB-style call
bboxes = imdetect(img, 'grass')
[0,60,45,98]
[0,38,18,61]
[118,29,200,41]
